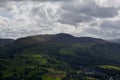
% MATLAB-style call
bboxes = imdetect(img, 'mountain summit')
[14,33,105,44]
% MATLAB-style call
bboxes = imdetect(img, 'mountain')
[2,33,120,65]
[12,33,105,45]
[0,38,14,54]
[109,39,120,43]
[0,38,14,47]
[0,33,120,80]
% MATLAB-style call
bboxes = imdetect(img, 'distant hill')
[109,39,120,43]
[1,33,120,66]
[0,38,14,47]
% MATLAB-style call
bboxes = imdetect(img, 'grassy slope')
[0,53,67,80]
[1,34,120,80]
[1,53,120,80]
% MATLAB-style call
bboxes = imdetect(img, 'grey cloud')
[100,20,120,29]
[84,27,120,39]
[58,13,93,25]
[81,7,118,18]
[83,20,120,39]
[61,0,118,18]
[0,0,8,7]
[89,22,99,27]
[30,0,69,2]
[0,0,70,2]
[58,0,119,25]
[30,6,57,27]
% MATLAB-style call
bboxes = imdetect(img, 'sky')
[0,0,120,39]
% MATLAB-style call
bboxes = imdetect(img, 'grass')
[59,49,76,56]
[42,75,61,80]
[85,77,99,80]
[0,53,67,79]
[20,53,48,64]
[2,71,13,78]
[99,65,120,71]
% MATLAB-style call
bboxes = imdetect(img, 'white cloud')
[0,0,120,39]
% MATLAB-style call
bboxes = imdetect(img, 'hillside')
[0,38,14,47]
[2,33,120,65]
[0,33,120,80]
[0,39,14,54]
[109,39,120,43]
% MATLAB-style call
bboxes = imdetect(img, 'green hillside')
[0,33,120,80]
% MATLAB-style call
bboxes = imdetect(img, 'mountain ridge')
[14,33,106,44]
[1,33,120,65]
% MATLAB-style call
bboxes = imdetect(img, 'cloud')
[82,20,120,39]
[100,20,120,29]
[58,12,94,26]
[61,0,118,18]
[0,0,120,39]
[84,27,120,39]
[0,0,71,2]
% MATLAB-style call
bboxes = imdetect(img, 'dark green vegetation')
[0,38,14,47]
[0,33,120,80]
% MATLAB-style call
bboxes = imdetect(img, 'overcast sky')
[0,0,120,39]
